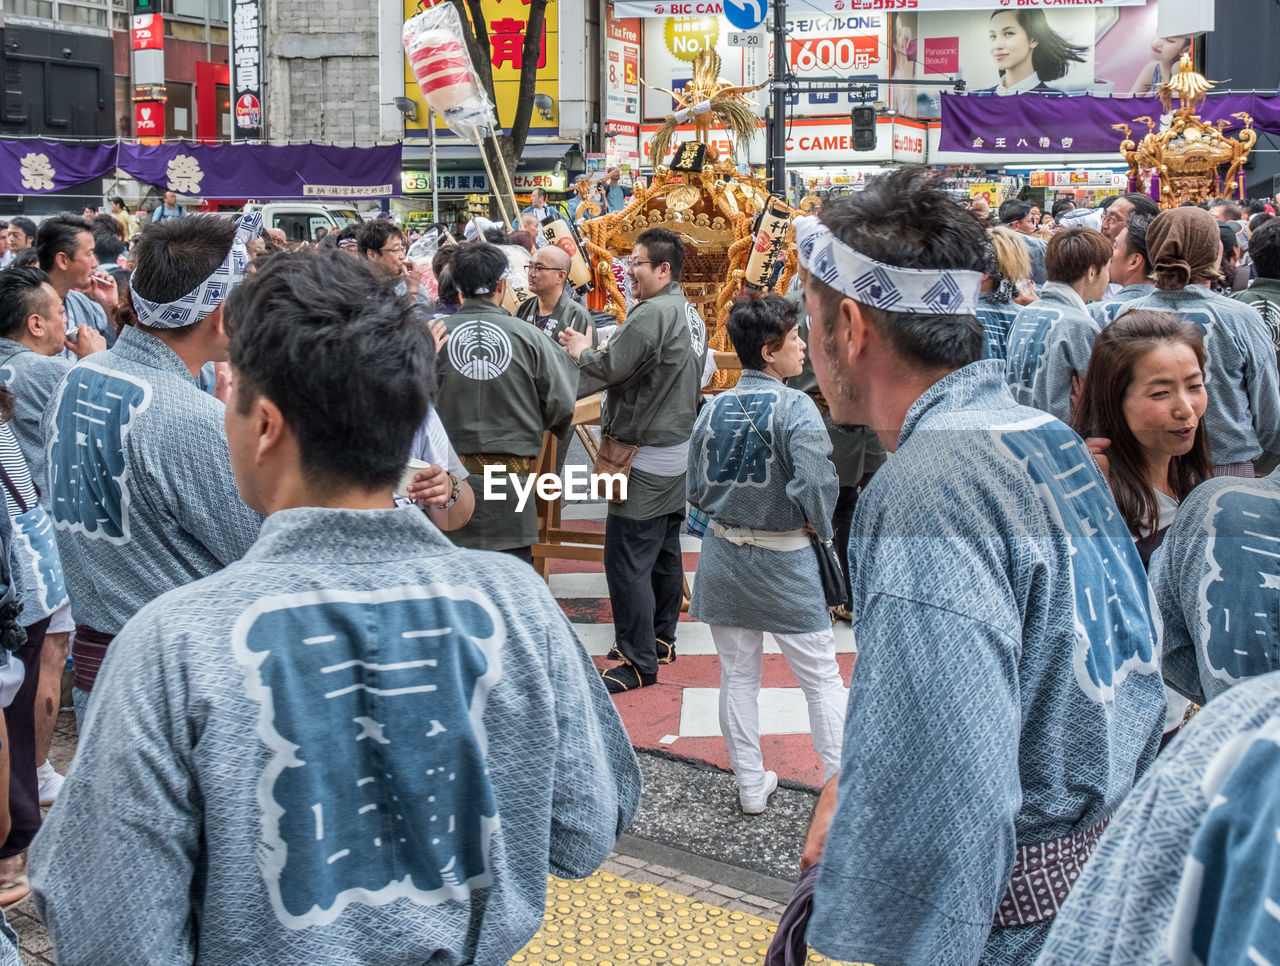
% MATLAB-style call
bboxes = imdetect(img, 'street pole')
[769,0,787,201]
[429,108,439,223]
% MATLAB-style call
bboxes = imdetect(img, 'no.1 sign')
[723,0,765,31]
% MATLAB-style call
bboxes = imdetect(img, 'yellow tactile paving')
[512,870,864,965]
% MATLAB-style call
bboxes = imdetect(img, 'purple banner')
[939,92,1280,155]
[0,140,402,199]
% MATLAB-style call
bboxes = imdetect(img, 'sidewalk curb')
[613,831,799,907]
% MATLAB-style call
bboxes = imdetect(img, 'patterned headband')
[794,214,981,316]
[472,267,509,296]
[133,212,263,329]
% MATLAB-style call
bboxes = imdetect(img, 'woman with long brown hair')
[1072,309,1212,564]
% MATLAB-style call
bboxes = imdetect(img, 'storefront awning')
[402,141,578,166]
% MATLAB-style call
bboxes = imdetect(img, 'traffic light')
[852,106,876,152]
[132,0,157,12]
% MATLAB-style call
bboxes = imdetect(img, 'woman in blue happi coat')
[687,294,846,816]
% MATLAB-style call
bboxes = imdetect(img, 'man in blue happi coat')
[797,168,1167,965]
[29,249,640,965]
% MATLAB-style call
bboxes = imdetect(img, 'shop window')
[166,81,193,138]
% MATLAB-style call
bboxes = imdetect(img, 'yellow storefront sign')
[403,0,560,136]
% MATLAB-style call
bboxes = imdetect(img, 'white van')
[242,202,363,242]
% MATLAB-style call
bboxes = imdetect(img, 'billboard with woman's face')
[891,1,1193,118]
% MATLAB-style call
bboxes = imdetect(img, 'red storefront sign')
[135,100,164,136]
[132,14,164,51]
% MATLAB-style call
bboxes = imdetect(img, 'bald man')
[517,245,594,475]
[517,246,595,345]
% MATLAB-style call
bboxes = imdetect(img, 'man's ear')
[252,393,287,465]
[841,296,874,367]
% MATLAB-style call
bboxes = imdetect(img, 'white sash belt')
[710,520,809,551]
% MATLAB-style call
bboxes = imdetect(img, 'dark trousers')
[2,616,50,859]
[833,471,878,600]
[604,511,684,677]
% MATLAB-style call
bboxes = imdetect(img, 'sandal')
[0,873,29,907]
[601,664,656,694]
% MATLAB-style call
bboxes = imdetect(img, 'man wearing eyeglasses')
[559,227,708,693]
[518,247,596,344]
[519,246,596,476]
[358,221,424,302]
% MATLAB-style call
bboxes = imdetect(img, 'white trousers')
[709,624,847,795]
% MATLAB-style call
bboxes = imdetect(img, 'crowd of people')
[0,165,1272,964]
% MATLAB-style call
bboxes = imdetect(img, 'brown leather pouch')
[592,435,639,503]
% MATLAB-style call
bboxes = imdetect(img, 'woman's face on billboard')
[989,12,1036,79]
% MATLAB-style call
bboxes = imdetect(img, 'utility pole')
[769,0,787,200]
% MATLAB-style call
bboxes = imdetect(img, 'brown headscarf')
[1145,206,1225,290]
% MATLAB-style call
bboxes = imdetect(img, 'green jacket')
[435,298,579,550]
[575,281,707,447]
[517,291,598,347]
[436,298,578,457]
[1233,278,1280,353]
[785,289,886,486]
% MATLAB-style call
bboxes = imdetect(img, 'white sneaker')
[37,763,64,807]
[739,771,779,815]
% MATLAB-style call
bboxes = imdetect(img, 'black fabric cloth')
[500,545,534,565]
[767,862,821,966]
[604,510,683,676]
[1,615,50,858]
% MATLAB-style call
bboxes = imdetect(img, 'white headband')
[472,267,509,296]
[133,212,263,329]
[794,214,981,316]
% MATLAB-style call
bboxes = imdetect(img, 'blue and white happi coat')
[806,360,1166,966]
[0,338,73,498]
[977,292,1019,362]
[1035,670,1280,966]
[1004,282,1101,425]
[40,325,262,635]
[28,506,642,965]
[1125,286,1280,465]
[1088,283,1157,327]
[1149,467,1280,706]
[687,370,839,634]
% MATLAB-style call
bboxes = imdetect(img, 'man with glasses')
[358,221,425,302]
[518,246,596,475]
[559,227,708,692]
[1100,192,1160,242]
[518,246,595,344]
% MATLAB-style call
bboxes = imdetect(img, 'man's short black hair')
[224,250,435,494]
[1118,192,1160,219]
[635,226,684,280]
[998,200,1034,225]
[451,243,509,299]
[0,267,54,340]
[727,292,797,370]
[9,217,36,241]
[1051,198,1076,219]
[1250,217,1280,279]
[10,250,37,270]
[432,245,461,307]
[1121,212,1153,271]
[130,214,237,309]
[93,226,124,265]
[35,215,92,272]
[357,220,404,259]
[1218,222,1240,256]
[813,167,986,370]
[481,226,508,245]
[91,212,123,241]
[1250,212,1274,235]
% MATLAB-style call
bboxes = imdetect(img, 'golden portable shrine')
[573,52,804,391]
[1115,53,1257,209]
